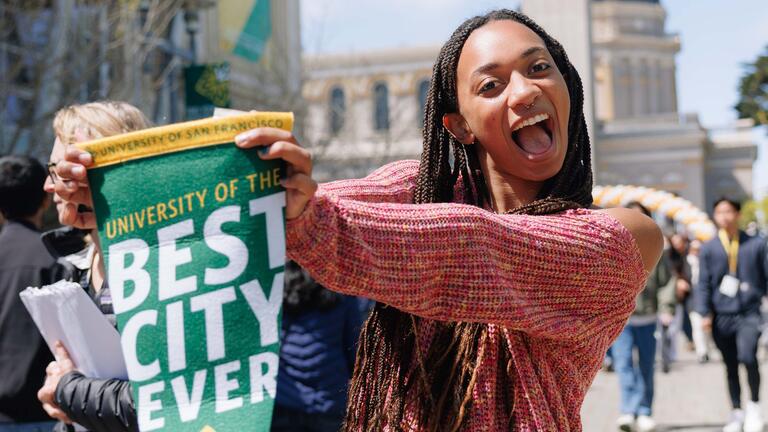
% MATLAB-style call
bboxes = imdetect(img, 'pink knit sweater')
[286,160,647,431]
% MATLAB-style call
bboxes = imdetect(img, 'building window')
[373,81,389,131]
[329,86,345,135]
[417,78,429,127]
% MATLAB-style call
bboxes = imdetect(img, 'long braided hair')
[344,9,594,431]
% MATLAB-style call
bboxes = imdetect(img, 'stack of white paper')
[20,280,128,380]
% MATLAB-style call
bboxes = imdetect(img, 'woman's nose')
[43,175,54,193]
[506,75,542,110]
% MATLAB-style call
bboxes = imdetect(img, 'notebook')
[20,280,128,380]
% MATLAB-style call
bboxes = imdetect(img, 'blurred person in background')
[686,238,712,363]
[613,201,676,432]
[271,261,371,432]
[654,234,673,371]
[696,197,768,432]
[603,346,615,372]
[0,155,64,431]
[668,233,696,354]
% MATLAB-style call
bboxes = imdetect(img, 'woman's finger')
[54,341,70,359]
[45,362,58,376]
[54,160,88,182]
[258,141,312,175]
[280,173,317,220]
[42,402,72,423]
[53,182,92,206]
[280,173,318,196]
[235,128,297,148]
[38,383,54,404]
[65,146,94,166]
[54,341,76,371]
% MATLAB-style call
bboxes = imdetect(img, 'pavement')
[581,335,768,432]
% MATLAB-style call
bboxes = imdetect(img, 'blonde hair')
[53,101,151,145]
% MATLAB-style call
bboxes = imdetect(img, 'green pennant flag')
[77,112,293,431]
[219,0,272,63]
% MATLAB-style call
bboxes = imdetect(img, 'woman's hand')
[56,127,316,224]
[56,146,96,229]
[235,127,317,219]
[38,341,76,423]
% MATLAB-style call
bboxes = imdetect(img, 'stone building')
[585,0,756,209]
[302,0,757,209]
[303,47,432,180]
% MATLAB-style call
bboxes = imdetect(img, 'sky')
[300,0,768,199]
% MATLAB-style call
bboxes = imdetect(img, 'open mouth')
[511,113,554,157]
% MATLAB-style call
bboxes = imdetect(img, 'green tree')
[740,197,768,231]
[735,46,768,127]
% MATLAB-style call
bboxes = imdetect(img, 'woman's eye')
[479,81,499,93]
[531,63,551,74]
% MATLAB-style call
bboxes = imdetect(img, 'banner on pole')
[184,63,231,120]
[219,0,272,63]
[77,112,293,431]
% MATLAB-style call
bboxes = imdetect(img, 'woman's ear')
[442,114,475,145]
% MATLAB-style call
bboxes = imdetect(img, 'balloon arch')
[592,185,716,242]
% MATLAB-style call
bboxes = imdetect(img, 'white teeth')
[512,113,549,132]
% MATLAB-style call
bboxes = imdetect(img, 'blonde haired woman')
[47,101,148,229]
[38,101,148,432]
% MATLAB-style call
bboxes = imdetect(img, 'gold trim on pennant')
[76,112,294,168]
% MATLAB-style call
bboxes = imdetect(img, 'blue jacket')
[694,231,768,316]
[275,295,370,417]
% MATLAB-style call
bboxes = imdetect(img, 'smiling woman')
[53,9,663,432]
[282,10,659,431]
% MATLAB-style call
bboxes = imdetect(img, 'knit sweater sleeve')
[315,159,419,204]
[286,191,647,341]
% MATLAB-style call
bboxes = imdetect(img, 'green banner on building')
[77,112,293,431]
[184,63,231,120]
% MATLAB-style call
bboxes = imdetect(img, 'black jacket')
[695,231,768,316]
[42,227,137,432]
[53,372,137,432]
[0,220,65,422]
